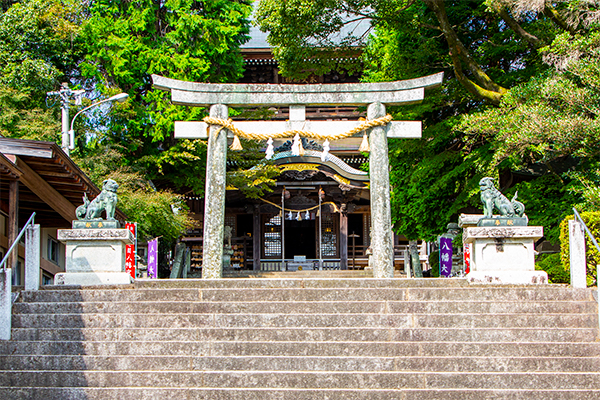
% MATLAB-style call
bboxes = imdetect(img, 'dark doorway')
[284,219,316,259]
[348,214,364,247]
[237,214,253,237]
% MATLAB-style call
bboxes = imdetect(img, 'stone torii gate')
[153,73,443,279]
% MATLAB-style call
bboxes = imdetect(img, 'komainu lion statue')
[479,177,525,218]
[76,179,119,221]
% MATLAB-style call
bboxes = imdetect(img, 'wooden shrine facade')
[183,148,419,273]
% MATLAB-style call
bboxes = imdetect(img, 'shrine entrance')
[153,72,443,278]
[285,219,316,260]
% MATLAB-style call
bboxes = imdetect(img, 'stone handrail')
[570,208,600,333]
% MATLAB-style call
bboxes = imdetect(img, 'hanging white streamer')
[291,133,301,156]
[265,137,274,160]
[321,139,330,162]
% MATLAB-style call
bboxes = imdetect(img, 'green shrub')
[535,253,569,284]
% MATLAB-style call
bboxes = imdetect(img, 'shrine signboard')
[439,237,453,278]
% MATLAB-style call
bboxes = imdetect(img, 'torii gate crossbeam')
[153,73,443,279]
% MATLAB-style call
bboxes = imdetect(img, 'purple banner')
[439,237,453,278]
[148,239,158,279]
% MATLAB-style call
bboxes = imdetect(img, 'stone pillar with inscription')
[201,104,229,279]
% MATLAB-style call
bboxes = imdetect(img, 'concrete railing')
[569,208,600,332]
[1,213,40,341]
[569,208,600,288]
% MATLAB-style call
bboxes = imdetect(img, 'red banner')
[125,222,136,279]
[463,242,471,275]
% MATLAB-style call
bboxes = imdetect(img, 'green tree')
[0,1,252,262]
[78,0,252,194]
[256,0,596,242]
[0,0,83,141]
[256,0,567,104]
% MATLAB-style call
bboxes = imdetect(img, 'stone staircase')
[1,278,599,399]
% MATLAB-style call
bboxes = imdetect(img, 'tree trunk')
[424,0,507,104]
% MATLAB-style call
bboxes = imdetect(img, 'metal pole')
[47,85,128,157]
[281,188,285,271]
[0,213,36,272]
[61,99,70,156]
[319,187,323,270]
[353,235,356,269]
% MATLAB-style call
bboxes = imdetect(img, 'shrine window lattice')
[320,213,337,257]
[263,214,282,258]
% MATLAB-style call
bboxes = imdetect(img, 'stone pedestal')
[55,228,134,286]
[464,225,548,285]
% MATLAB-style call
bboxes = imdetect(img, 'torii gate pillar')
[368,102,394,278]
[202,104,228,279]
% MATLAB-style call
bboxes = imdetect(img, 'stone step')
[14,325,577,343]
[19,286,595,303]
[3,370,600,390]
[2,387,600,400]
[4,339,600,358]
[135,277,470,289]
[4,279,598,399]
[253,271,376,279]
[5,324,598,348]
[13,299,598,315]
[11,312,598,329]
[197,287,596,302]
[2,354,600,372]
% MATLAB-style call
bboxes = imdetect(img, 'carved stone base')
[466,270,548,285]
[54,271,132,286]
[477,216,528,227]
[464,225,547,285]
[72,220,121,229]
[56,228,134,286]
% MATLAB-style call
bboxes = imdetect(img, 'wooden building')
[0,138,126,285]
[183,137,428,274]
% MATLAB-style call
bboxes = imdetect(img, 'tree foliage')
[256,0,600,244]
[459,30,600,167]
[0,0,83,95]
[0,0,252,253]
[0,0,82,141]
[256,0,566,103]
[78,0,252,194]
